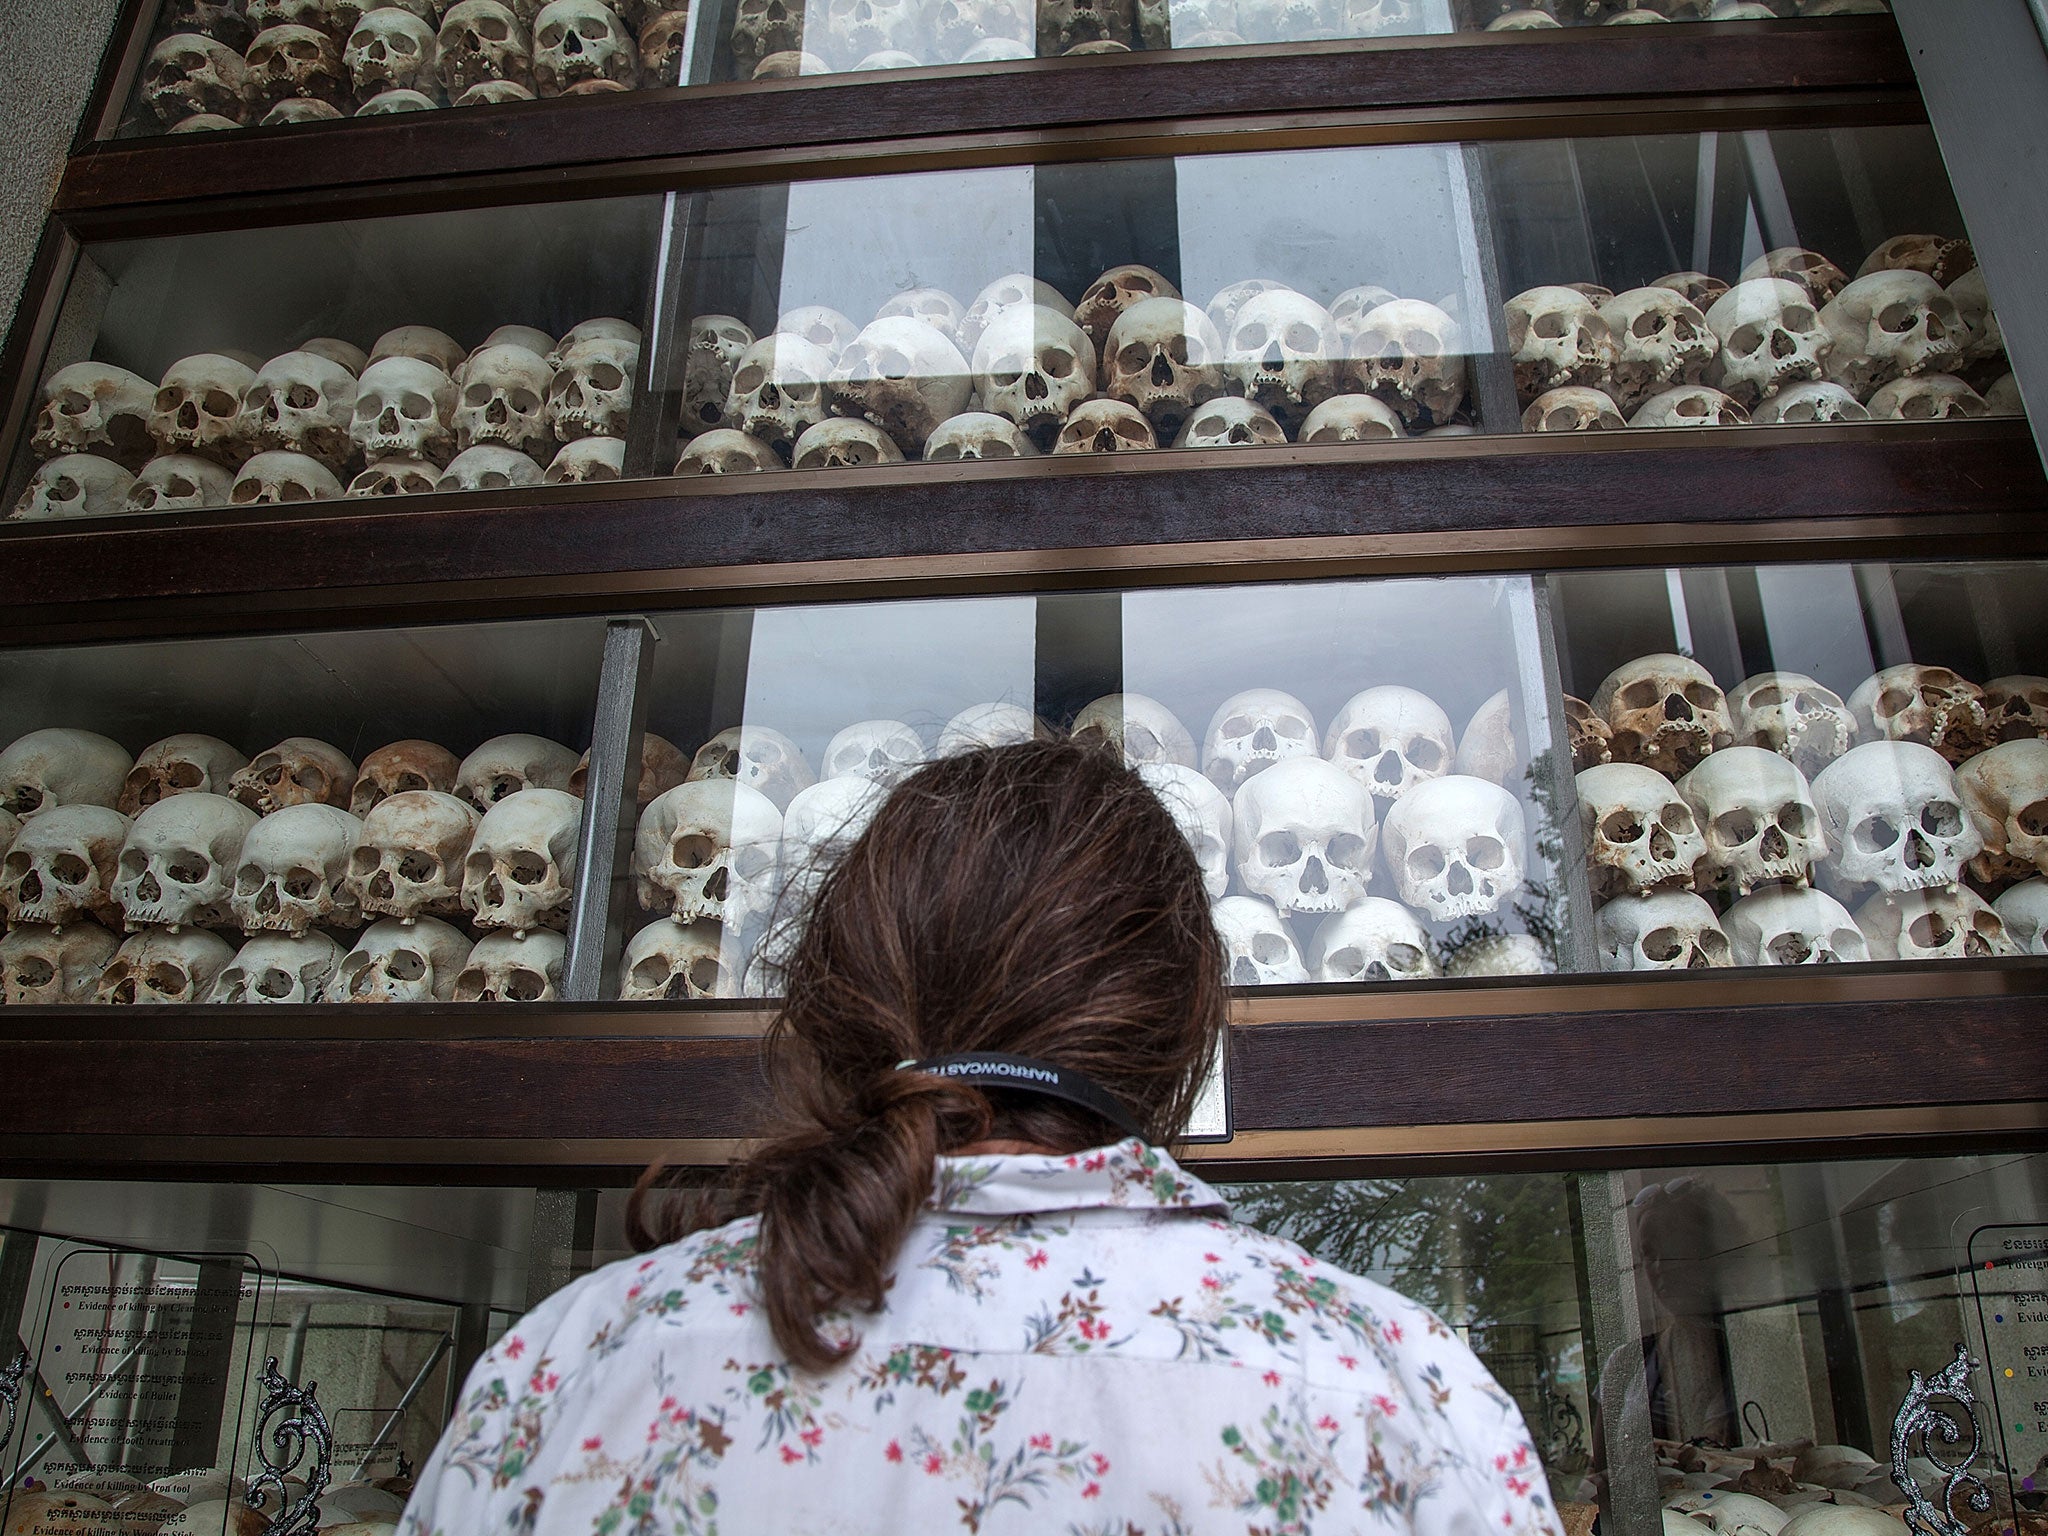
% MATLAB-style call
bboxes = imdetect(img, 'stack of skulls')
[1505,231,2020,434]
[9,317,640,521]
[619,684,1551,1002]
[1483,0,1888,29]
[137,0,694,131]
[672,264,1479,474]
[0,722,689,1004]
[1571,651,2048,970]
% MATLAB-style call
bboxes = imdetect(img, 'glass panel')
[111,0,1893,137]
[0,618,607,1005]
[1554,561,2048,970]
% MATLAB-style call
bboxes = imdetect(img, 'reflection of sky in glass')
[1751,564,1880,699]
[741,597,1037,767]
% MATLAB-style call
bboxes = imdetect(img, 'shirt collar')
[925,1139,1231,1218]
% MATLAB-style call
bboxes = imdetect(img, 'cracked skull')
[34,363,157,471]
[1,921,121,1005]
[456,734,580,809]
[210,931,345,1004]
[122,735,249,818]
[1722,885,1868,966]
[1596,890,1731,972]
[230,737,357,814]
[93,929,235,1004]
[0,804,129,929]
[335,916,474,1002]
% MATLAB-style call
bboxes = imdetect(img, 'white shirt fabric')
[400,1139,1566,1536]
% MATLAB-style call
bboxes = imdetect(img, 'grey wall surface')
[0,0,125,342]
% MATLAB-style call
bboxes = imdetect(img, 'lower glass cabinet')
[3,1148,2039,1536]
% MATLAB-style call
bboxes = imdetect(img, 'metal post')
[1456,145,1523,431]
[564,618,657,1002]
[1570,1173,1661,1536]
[348,1332,454,1481]
[166,1258,243,1473]
[626,192,699,480]
[1516,579,1598,974]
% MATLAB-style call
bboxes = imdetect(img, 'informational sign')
[1968,1223,2048,1500]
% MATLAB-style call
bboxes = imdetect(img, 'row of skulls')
[674,270,1476,473]
[1569,652,2048,971]
[140,1,690,133]
[1485,0,1886,25]
[618,684,1546,1001]
[1508,233,2022,434]
[13,319,638,521]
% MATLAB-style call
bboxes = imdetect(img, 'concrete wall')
[0,0,127,342]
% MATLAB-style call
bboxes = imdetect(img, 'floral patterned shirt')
[400,1140,1563,1536]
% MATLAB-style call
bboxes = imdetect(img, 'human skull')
[1309,898,1437,984]
[1994,879,2048,954]
[1232,757,1376,917]
[772,306,858,361]
[1727,890,1865,963]
[1563,694,1613,772]
[144,34,250,125]
[1172,397,1285,449]
[1073,265,1179,354]
[1576,761,1707,901]
[1727,671,1855,775]
[94,929,235,1003]
[533,0,637,92]
[348,457,440,496]
[1445,932,1551,978]
[1855,885,2014,962]
[243,23,349,108]
[438,0,533,91]
[1101,298,1225,440]
[1202,688,1317,793]
[453,929,565,1000]
[675,429,780,473]
[1847,664,1988,765]
[113,793,258,931]
[0,805,129,928]
[821,720,926,784]
[1211,894,1308,986]
[247,0,336,28]
[1956,740,2048,883]
[547,337,637,442]
[335,916,472,1000]
[1630,385,1751,428]
[1984,677,2048,744]
[1819,271,1962,400]
[1487,8,1560,25]
[828,0,929,60]
[682,315,756,434]
[1521,387,1625,432]
[452,343,554,458]
[1324,686,1454,803]
[0,730,133,817]
[1654,272,1730,310]
[1945,268,2003,370]
[240,351,357,470]
[828,318,971,455]
[876,288,968,346]
[230,803,364,934]
[545,436,625,482]
[937,702,1037,754]
[10,455,137,521]
[345,10,438,93]
[437,444,544,490]
[959,276,1073,356]
[1222,288,1335,431]
[972,305,1097,450]
[345,789,478,922]
[1858,232,1975,286]
[1700,278,1830,407]
[456,734,579,809]
[1137,761,1230,900]
[121,735,249,818]
[1595,653,1733,778]
[231,450,347,504]
[751,46,828,74]
[686,725,815,812]
[1380,774,1525,921]
[1204,278,1285,341]
[793,417,906,469]
[1298,393,1403,443]
[461,787,580,933]
[1342,299,1468,428]
[230,738,357,813]
[350,740,460,813]
[33,363,157,470]
[1675,746,1825,897]
[1596,890,1731,971]
[1739,248,1849,307]
[1451,691,1519,788]
[922,412,1034,460]
[455,71,536,99]
[618,915,742,1000]
[1812,740,1980,895]
[1036,0,1133,54]
[773,775,882,933]
[1596,287,1716,415]
[1865,374,1987,421]
[1506,287,1616,405]
[210,931,344,1003]
[728,0,805,72]
[1071,693,1196,768]
[1052,398,1156,454]
[301,336,369,375]
[163,0,257,50]
[633,779,782,927]
[128,454,234,514]
[1,921,120,1005]
[350,356,458,466]
[724,334,833,460]
[1750,381,1870,424]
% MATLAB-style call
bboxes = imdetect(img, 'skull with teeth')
[127,454,235,513]
[211,931,346,1003]
[1324,686,1455,804]
[230,803,364,934]
[1,921,121,1005]
[1212,894,1308,986]
[728,0,806,73]
[456,734,580,810]
[1675,746,1827,897]
[1343,299,1469,428]
[335,916,473,1001]
[1722,885,1867,966]
[1576,761,1707,902]
[1847,664,1989,765]
[1052,399,1155,455]
[346,789,479,922]
[461,787,581,934]
[618,916,742,1000]
[1202,688,1318,794]
[351,356,459,467]
[144,34,251,125]
[1102,298,1225,440]
[1594,653,1733,778]
[1310,899,1438,984]
[1739,247,1849,306]
[638,8,694,80]
[821,720,926,784]
[682,315,756,434]
[1070,693,1196,769]
[971,305,1097,451]
[922,413,1034,460]
[725,334,834,461]
[11,456,137,521]
[1596,890,1731,972]
[1819,271,1963,400]
[1232,756,1377,918]
[1812,740,1980,895]
[437,0,534,92]
[686,726,815,812]
[1074,265,1179,355]
[454,343,555,458]
[633,779,783,929]
[1563,695,1613,772]
[532,0,639,93]
[1704,278,1831,407]
[1222,288,1336,431]
[1036,0,1135,54]
[547,337,638,442]
[1727,671,1856,776]
[1505,286,1616,405]
[1600,287,1716,415]
[240,351,358,471]
[454,929,566,1001]
[1857,232,1976,286]
[0,805,130,929]
[0,730,133,818]
[230,738,358,813]
[1380,773,1525,922]
[113,793,258,932]
[121,735,250,817]
[94,929,236,1003]
[242,22,350,109]
[1138,762,1230,900]
[345,10,439,94]
[1983,677,2048,744]
[1855,885,2014,962]
[350,740,461,813]
[1956,739,2048,884]
[33,363,158,471]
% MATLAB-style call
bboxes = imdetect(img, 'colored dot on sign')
[1998,1314,2007,1323]
[2009,1368,2018,1378]
[2026,1479,2038,1493]
[1989,1260,1998,1269]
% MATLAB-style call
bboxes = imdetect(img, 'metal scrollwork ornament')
[245,1356,334,1536]
[0,1349,27,1459]
[1892,1342,1995,1536]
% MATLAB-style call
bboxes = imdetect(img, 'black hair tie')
[897,1051,1145,1141]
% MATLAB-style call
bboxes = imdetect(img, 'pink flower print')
[801,1427,824,1447]
[730,1303,750,1316]
[1338,1356,1357,1371]
[1025,1250,1049,1270]
[661,1396,677,1412]
[637,1257,655,1272]
[1383,1321,1404,1344]
[1087,1453,1111,1476]
[581,1437,602,1452]
[504,1338,525,1359]
[885,1441,903,1463]
[1512,1445,1530,1468]
[1318,1416,1341,1433]
[1084,1153,1107,1172]
[1030,1435,1053,1452]
[1201,1276,1221,1291]
[1204,1253,1221,1263]
[1082,1483,1101,1500]
[923,1453,944,1476]
[780,1446,802,1464]
[1495,1455,1508,1472]
[1262,1371,1281,1387]
[1507,1477,1532,1496]
[1375,1395,1400,1417]
[1078,1317,1110,1341]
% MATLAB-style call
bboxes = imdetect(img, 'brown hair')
[628,737,1228,1371]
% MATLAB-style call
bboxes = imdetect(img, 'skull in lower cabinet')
[1593,653,1733,779]
[1231,758,1377,920]
[1309,899,1438,984]
[547,337,639,443]
[461,788,581,935]
[231,803,364,935]
[94,929,236,1004]
[351,357,459,468]
[1103,299,1225,442]
[1595,890,1731,972]
[1820,271,1962,400]
[1811,741,1981,896]
[828,318,971,455]
[336,917,474,1001]
[634,780,783,930]
[618,916,739,1001]
[12,455,136,521]
[1381,775,1525,923]
[454,929,565,1002]
[33,363,158,470]
[1855,886,2015,962]
[0,805,129,928]
[1722,886,1868,967]
[230,737,358,814]
[437,0,535,94]
[113,794,259,933]
[1,921,121,1005]
[210,931,346,1003]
